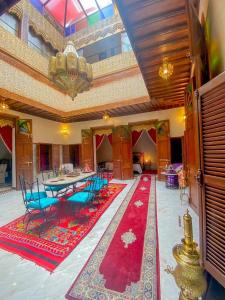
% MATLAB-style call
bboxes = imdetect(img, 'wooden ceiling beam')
[115,0,191,111]
[143,60,191,75]
[125,0,186,24]
[137,39,190,60]
[153,92,185,99]
[133,13,187,40]
[149,85,187,94]
[135,27,189,52]
[140,50,191,68]
[148,77,190,88]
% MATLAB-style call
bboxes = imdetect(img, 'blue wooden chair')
[67,179,98,207]
[19,175,47,202]
[82,167,109,187]
[20,177,59,235]
[83,177,104,193]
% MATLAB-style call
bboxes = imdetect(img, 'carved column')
[20,12,29,43]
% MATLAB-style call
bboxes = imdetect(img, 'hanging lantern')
[159,57,174,80]
[49,41,93,100]
[0,99,9,111]
[103,112,110,121]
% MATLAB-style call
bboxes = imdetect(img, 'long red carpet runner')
[66,175,159,300]
[0,183,125,272]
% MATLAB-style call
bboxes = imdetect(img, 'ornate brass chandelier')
[159,57,173,80]
[49,41,93,100]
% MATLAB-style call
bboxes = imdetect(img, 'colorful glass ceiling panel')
[37,0,113,28]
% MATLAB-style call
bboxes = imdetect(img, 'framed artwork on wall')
[17,119,32,135]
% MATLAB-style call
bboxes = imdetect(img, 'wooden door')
[156,120,171,181]
[74,144,81,167]
[52,144,60,169]
[16,119,33,189]
[62,145,70,164]
[81,129,94,170]
[113,126,133,180]
[198,72,225,288]
[185,90,200,213]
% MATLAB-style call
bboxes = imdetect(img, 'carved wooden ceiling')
[114,0,193,108]
[1,0,193,123]
[3,95,181,123]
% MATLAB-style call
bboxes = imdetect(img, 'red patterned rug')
[0,183,126,272]
[66,175,159,300]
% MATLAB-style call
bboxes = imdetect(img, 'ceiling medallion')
[48,41,93,100]
[0,99,9,111]
[159,57,174,80]
[103,112,110,121]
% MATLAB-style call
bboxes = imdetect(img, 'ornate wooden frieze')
[10,0,64,51]
[93,128,112,136]
[66,15,124,50]
[0,119,14,128]
[8,3,23,20]
[131,123,156,132]
[81,129,93,139]
[113,125,131,139]
[9,2,123,51]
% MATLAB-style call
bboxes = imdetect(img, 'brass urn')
[165,210,207,299]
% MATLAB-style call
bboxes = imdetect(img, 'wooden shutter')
[198,72,225,287]
[81,129,94,170]
[113,126,133,180]
[156,120,171,180]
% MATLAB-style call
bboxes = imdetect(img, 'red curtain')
[0,126,12,153]
[96,134,105,150]
[132,130,143,147]
[108,133,112,146]
[147,128,156,144]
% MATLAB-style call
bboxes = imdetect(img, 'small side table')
[165,172,179,189]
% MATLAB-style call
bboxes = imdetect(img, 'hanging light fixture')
[159,57,174,80]
[0,99,9,111]
[48,41,93,100]
[103,112,110,121]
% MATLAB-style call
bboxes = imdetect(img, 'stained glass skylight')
[31,0,114,33]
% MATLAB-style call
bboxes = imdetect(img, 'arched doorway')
[130,120,171,179]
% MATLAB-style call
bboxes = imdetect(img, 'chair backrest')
[41,170,55,183]
[89,176,100,192]
[19,175,42,208]
[61,163,73,174]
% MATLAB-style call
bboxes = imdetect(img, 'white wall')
[68,107,185,144]
[6,106,185,146]
[7,110,67,144]
[207,0,225,73]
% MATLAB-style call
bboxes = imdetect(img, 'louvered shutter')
[198,73,225,287]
